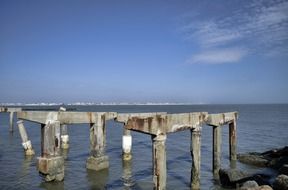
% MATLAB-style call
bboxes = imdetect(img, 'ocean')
[0,104,287,189]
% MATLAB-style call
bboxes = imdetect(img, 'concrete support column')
[59,107,69,149]
[229,121,237,161]
[191,127,201,190]
[9,111,14,132]
[152,134,167,190]
[37,121,64,182]
[60,124,69,149]
[122,128,132,161]
[86,114,109,171]
[213,126,222,175]
[17,120,35,156]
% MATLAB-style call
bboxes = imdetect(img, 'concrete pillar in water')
[122,128,132,161]
[191,126,201,190]
[229,121,237,161]
[213,126,222,175]
[86,114,109,171]
[17,120,35,156]
[37,121,64,182]
[152,134,166,190]
[60,124,69,149]
[59,107,69,149]
[9,111,14,132]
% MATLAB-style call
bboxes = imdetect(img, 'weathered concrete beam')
[38,121,64,182]
[17,111,117,124]
[0,107,22,112]
[116,113,167,135]
[206,112,238,127]
[116,112,207,135]
[166,112,208,133]
[116,112,167,124]
[152,134,167,190]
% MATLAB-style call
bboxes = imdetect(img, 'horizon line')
[1,102,288,106]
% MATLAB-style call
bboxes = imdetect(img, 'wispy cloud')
[187,48,247,64]
[180,0,288,64]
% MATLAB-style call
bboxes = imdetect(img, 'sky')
[0,0,288,104]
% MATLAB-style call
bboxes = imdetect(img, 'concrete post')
[9,111,14,132]
[229,121,237,161]
[17,120,35,156]
[152,134,167,190]
[37,121,64,182]
[122,128,132,161]
[191,127,201,190]
[213,126,222,175]
[60,124,69,149]
[86,114,109,171]
[59,107,69,149]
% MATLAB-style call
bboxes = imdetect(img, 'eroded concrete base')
[86,155,109,171]
[25,148,35,156]
[37,156,64,182]
[122,153,132,161]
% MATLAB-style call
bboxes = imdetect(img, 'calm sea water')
[0,104,287,190]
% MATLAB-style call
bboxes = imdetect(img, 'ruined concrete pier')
[0,107,22,132]
[16,110,238,188]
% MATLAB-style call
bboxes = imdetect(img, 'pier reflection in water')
[122,159,134,189]
[86,168,109,189]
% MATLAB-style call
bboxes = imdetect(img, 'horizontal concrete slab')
[17,110,238,135]
[206,112,238,127]
[0,107,22,112]
[115,112,208,135]
[17,111,117,124]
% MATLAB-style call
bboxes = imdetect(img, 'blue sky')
[0,0,287,104]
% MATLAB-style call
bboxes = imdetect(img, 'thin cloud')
[180,0,288,63]
[187,48,247,64]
